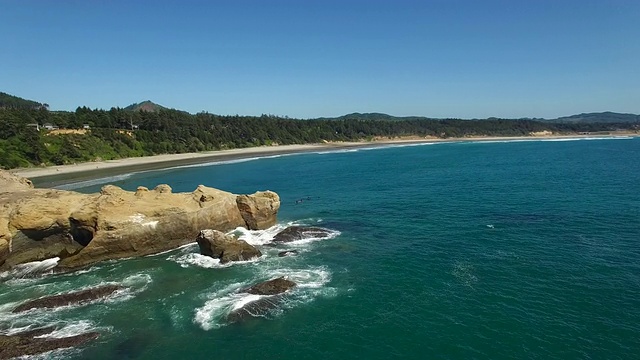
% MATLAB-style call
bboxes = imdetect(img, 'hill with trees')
[0,92,638,169]
[123,100,168,112]
[551,112,640,123]
[0,92,47,110]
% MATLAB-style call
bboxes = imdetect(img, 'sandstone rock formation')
[196,229,262,264]
[12,284,124,313]
[272,226,332,243]
[0,170,280,271]
[0,326,99,359]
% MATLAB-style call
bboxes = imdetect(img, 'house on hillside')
[26,123,40,131]
[83,124,91,130]
[42,123,59,131]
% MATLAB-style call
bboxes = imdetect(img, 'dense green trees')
[0,106,637,169]
[0,92,46,110]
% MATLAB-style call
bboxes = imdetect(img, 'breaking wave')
[0,257,60,282]
[193,266,333,330]
[54,173,133,190]
[230,221,340,247]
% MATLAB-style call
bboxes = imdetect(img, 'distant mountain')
[316,112,434,121]
[318,111,639,123]
[124,100,168,112]
[0,92,47,110]
[550,112,640,123]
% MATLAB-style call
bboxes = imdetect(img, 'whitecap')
[0,257,60,281]
[193,266,334,330]
[33,319,100,339]
[229,221,340,246]
[228,223,290,246]
[541,136,633,142]
[54,173,133,190]
[314,148,360,155]
[259,266,332,289]
[167,253,261,269]
[14,346,84,360]
[193,282,254,330]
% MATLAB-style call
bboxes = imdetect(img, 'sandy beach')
[10,133,638,187]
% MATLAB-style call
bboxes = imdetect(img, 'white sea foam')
[284,230,341,246]
[33,319,99,339]
[15,347,84,360]
[120,273,152,289]
[171,157,263,169]
[229,221,340,246]
[260,267,332,289]
[466,136,634,145]
[168,253,262,269]
[540,136,634,142]
[314,142,438,155]
[365,142,438,150]
[1,320,108,359]
[230,294,263,311]
[193,281,253,330]
[314,148,361,155]
[54,173,133,190]
[193,266,333,330]
[169,153,297,171]
[228,223,291,246]
[0,257,60,281]
[1,274,151,326]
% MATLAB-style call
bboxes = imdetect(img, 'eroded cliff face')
[0,170,280,270]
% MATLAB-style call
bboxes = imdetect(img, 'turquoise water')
[2,137,640,359]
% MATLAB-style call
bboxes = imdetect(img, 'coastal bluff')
[0,170,280,271]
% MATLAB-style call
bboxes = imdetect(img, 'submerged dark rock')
[0,327,99,359]
[227,277,297,323]
[114,332,152,359]
[226,295,284,323]
[196,229,262,264]
[243,277,296,295]
[277,250,299,257]
[12,284,124,313]
[272,226,332,243]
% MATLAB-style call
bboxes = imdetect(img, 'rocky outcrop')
[0,239,8,267]
[226,296,284,323]
[243,277,296,295]
[277,250,299,257]
[0,170,280,271]
[0,327,99,359]
[236,192,280,229]
[227,277,297,323]
[0,170,33,192]
[272,226,332,243]
[12,284,124,313]
[196,229,262,264]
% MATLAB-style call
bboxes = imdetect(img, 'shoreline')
[11,133,638,187]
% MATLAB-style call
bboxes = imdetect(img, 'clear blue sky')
[1,0,638,119]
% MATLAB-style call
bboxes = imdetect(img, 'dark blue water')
[2,137,639,359]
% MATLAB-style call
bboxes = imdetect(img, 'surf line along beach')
[10,134,638,187]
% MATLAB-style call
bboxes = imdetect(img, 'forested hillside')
[0,92,47,110]
[0,98,638,169]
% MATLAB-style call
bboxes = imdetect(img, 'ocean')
[2,137,639,359]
